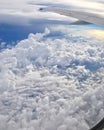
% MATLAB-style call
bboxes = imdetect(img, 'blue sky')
[0,1,104,130]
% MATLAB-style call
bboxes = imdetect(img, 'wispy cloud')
[0,0,104,25]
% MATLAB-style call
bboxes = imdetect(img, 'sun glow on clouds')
[88,29,104,40]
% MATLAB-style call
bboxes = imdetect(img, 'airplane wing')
[39,7,104,26]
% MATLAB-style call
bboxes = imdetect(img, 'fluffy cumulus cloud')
[0,25,104,130]
[0,0,104,130]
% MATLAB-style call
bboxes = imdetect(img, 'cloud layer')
[0,25,104,130]
[0,0,104,130]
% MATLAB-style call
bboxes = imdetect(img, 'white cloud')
[0,0,104,130]
[0,26,104,130]
[0,0,70,25]
[0,0,104,25]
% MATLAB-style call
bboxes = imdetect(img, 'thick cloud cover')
[0,25,104,130]
[0,0,104,130]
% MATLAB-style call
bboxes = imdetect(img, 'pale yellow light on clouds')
[87,29,104,40]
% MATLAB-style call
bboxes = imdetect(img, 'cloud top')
[0,26,104,130]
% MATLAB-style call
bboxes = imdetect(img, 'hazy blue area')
[0,19,69,50]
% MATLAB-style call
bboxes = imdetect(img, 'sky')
[0,0,104,130]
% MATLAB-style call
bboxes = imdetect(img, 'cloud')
[0,0,104,130]
[0,0,70,25]
[0,0,104,25]
[0,26,104,130]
